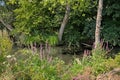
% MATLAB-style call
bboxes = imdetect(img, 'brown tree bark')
[95,0,103,49]
[0,19,13,31]
[58,0,70,42]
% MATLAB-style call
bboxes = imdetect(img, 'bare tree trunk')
[0,19,13,31]
[58,0,70,42]
[95,0,103,49]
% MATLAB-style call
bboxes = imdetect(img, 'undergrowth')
[0,43,120,80]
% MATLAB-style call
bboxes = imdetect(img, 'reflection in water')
[44,47,83,64]
[13,46,83,64]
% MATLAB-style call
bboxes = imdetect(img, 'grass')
[0,39,120,80]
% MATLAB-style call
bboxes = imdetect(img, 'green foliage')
[83,0,120,46]
[102,22,120,46]
[0,29,13,75]
[0,33,13,54]
[91,48,108,75]
[68,48,120,78]
[9,0,65,46]
[63,29,81,47]
[47,35,58,46]
[105,53,120,70]
[2,0,120,47]
[0,47,120,79]
[102,0,120,46]
[5,49,65,80]
[68,47,108,77]
[114,53,120,65]
[1,0,120,79]
[83,19,96,39]
[0,2,13,24]
[8,0,97,46]
[69,58,84,76]
[63,0,96,46]
[0,53,6,74]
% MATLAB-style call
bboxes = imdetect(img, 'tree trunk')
[58,1,70,42]
[95,0,103,49]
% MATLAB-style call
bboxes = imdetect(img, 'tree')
[58,0,70,42]
[0,0,13,31]
[95,0,103,48]
[8,0,66,45]
[8,0,97,46]
[82,0,120,46]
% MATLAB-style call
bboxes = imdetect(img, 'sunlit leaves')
[8,0,16,4]
[8,0,97,45]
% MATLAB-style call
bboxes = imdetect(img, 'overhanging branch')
[0,19,13,31]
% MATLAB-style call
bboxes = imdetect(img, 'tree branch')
[0,19,13,31]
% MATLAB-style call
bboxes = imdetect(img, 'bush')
[0,36,13,54]
[105,53,120,70]
[0,46,120,80]
[0,33,13,75]
[68,47,108,79]
[91,48,108,75]
[8,49,65,80]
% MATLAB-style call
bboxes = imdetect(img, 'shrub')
[91,48,108,75]
[0,53,6,75]
[0,32,13,75]
[105,53,120,70]
[0,36,13,54]
[8,49,65,80]
[68,47,108,79]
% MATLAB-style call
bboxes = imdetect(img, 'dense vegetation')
[1,0,120,46]
[0,0,120,80]
[0,36,120,79]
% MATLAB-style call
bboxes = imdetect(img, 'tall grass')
[0,39,120,80]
